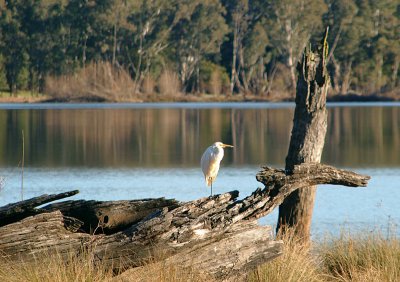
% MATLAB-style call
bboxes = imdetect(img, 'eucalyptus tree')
[324,0,399,94]
[221,0,250,95]
[126,0,181,90]
[264,0,327,96]
[336,0,383,94]
[323,0,358,94]
[221,0,275,96]
[366,0,400,92]
[170,0,228,93]
[0,54,6,89]
[99,0,136,67]
[63,0,112,68]
[0,2,28,94]
[14,0,69,92]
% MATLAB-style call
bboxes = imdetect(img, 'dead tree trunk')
[277,28,331,242]
[0,163,369,280]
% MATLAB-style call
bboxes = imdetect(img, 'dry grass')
[208,70,222,96]
[318,233,400,282]
[44,65,188,102]
[115,247,213,282]
[158,69,182,97]
[0,248,211,282]
[0,91,49,103]
[141,74,156,96]
[250,229,400,282]
[0,250,114,282]
[116,261,212,282]
[249,229,323,282]
[44,62,138,102]
[0,232,398,282]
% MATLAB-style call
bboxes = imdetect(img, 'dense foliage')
[0,0,399,97]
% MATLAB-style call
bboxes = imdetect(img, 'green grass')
[0,232,399,282]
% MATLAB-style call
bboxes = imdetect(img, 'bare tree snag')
[277,28,331,241]
[0,163,369,280]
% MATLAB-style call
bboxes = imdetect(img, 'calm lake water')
[0,102,399,238]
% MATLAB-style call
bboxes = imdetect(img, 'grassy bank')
[250,232,400,282]
[1,91,398,104]
[1,232,398,282]
[1,90,398,104]
[0,91,50,103]
[1,61,398,103]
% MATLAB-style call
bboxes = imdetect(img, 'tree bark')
[43,197,179,234]
[277,28,330,242]
[230,16,239,96]
[0,190,79,227]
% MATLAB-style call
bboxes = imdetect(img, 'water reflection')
[0,105,399,168]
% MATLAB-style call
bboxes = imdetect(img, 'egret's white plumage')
[201,142,233,195]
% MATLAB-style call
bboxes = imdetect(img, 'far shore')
[0,91,399,104]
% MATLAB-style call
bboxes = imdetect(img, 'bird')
[201,142,234,196]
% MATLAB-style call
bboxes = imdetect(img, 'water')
[0,102,399,237]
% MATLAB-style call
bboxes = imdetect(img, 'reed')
[209,69,222,95]
[158,69,182,97]
[0,250,211,282]
[44,62,137,102]
[318,233,400,282]
[250,229,400,282]
[0,250,114,282]
[142,74,156,96]
[249,228,323,282]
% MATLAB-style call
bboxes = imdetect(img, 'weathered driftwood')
[44,198,179,234]
[0,163,370,279]
[0,190,79,227]
[0,211,91,260]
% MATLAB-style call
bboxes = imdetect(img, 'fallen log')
[43,198,179,234]
[0,190,79,227]
[0,163,370,280]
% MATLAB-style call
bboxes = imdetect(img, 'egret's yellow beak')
[222,143,234,148]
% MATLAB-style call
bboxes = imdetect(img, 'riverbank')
[1,231,398,282]
[1,90,399,103]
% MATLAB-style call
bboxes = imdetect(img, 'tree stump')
[278,28,331,242]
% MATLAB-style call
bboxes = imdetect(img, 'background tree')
[126,0,178,91]
[264,0,327,96]
[170,0,228,93]
[367,0,400,93]
[99,0,135,67]
[323,0,358,94]
[222,0,274,96]
[0,4,28,94]
[0,0,398,97]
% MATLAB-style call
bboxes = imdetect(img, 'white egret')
[201,142,234,196]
